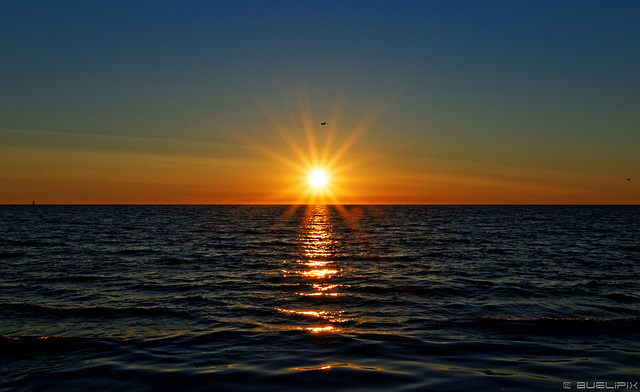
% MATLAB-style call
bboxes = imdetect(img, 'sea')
[1,205,639,392]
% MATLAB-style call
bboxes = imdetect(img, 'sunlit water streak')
[1,205,639,391]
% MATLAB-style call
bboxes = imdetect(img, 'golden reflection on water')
[304,326,336,333]
[300,269,338,279]
[291,363,382,372]
[278,205,347,333]
[300,205,336,260]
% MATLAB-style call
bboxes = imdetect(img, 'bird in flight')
[320,122,326,126]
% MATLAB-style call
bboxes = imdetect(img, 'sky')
[1,0,639,204]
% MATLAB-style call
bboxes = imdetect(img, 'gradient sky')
[1,0,638,204]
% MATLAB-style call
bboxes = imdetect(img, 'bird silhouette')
[320,122,326,126]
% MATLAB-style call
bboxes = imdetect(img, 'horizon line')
[3,203,639,206]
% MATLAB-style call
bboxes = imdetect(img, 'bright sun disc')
[309,169,329,188]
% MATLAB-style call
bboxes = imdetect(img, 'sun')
[309,169,329,189]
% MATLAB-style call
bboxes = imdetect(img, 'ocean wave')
[0,335,88,357]
[0,251,27,259]
[0,302,192,320]
[465,316,640,336]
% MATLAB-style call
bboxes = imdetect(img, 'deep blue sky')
[1,1,639,203]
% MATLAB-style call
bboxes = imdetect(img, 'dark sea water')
[1,205,639,391]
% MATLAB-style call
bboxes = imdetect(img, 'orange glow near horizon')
[2,91,637,205]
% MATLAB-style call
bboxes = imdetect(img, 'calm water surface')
[1,205,639,391]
